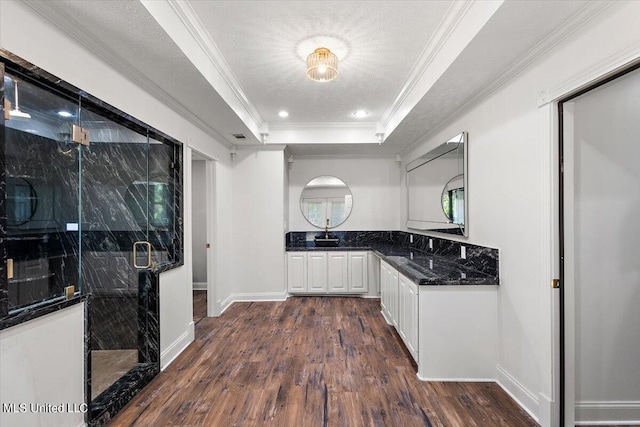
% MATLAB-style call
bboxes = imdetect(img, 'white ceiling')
[24,0,595,157]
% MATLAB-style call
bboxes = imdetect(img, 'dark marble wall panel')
[1,63,8,317]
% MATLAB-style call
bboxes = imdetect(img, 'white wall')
[289,157,402,231]
[571,69,640,423]
[191,160,207,285]
[0,304,85,427]
[229,149,286,300]
[401,2,640,424]
[0,0,233,410]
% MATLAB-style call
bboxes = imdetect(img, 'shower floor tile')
[91,350,138,400]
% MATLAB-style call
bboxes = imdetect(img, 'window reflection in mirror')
[300,176,352,228]
[7,176,37,226]
[406,132,467,236]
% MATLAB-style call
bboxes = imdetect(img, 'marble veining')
[286,230,499,286]
[1,51,183,426]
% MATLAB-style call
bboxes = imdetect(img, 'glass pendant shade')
[306,47,338,82]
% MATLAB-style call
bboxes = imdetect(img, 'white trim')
[575,401,640,425]
[540,38,640,106]
[192,282,207,290]
[230,292,288,302]
[219,294,235,315]
[416,375,494,382]
[496,365,540,423]
[380,0,473,129]
[22,1,234,148]
[164,0,265,131]
[400,1,615,159]
[160,321,195,370]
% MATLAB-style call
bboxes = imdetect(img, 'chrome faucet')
[325,219,329,239]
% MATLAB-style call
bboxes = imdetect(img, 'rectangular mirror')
[406,132,467,236]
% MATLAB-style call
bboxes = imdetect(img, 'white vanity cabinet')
[286,251,368,294]
[398,273,419,361]
[380,259,418,362]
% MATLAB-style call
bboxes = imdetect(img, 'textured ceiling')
[22,0,594,157]
[188,0,452,124]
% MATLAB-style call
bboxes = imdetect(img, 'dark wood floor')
[193,290,207,324]
[110,297,539,426]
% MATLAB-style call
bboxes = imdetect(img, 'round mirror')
[300,176,352,228]
[7,176,38,226]
[441,174,464,224]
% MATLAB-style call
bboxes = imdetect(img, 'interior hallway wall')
[400,2,640,424]
[230,149,286,299]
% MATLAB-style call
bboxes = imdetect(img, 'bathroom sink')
[314,238,340,247]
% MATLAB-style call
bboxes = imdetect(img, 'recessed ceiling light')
[57,111,73,117]
[353,110,369,118]
[278,111,289,118]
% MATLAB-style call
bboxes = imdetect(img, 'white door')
[561,67,640,426]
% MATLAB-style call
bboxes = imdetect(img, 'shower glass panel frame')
[0,51,183,426]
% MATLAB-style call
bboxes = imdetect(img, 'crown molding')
[380,0,475,129]
[268,121,378,131]
[21,0,235,149]
[166,0,265,130]
[399,0,616,159]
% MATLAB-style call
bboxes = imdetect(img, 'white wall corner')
[496,365,540,423]
[219,294,235,315]
[160,321,195,371]
[537,392,557,427]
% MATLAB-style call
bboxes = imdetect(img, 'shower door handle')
[133,241,152,269]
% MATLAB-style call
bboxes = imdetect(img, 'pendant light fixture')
[306,47,338,82]
[9,80,31,119]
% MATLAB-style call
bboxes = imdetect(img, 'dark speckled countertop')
[286,232,499,287]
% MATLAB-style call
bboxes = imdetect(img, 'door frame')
[189,148,219,318]
[557,60,640,426]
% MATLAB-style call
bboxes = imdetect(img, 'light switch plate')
[409,234,413,243]
[429,238,433,250]
[461,245,466,259]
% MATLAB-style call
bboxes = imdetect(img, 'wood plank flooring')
[110,297,539,426]
[193,290,207,324]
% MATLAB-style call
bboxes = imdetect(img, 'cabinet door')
[406,280,419,361]
[389,266,399,328]
[398,274,409,341]
[348,252,368,292]
[287,252,307,292]
[380,261,389,315]
[327,252,348,292]
[307,252,327,293]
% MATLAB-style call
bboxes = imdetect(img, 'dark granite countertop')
[286,237,499,287]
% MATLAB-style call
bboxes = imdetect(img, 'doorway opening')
[559,62,640,426]
[191,151,215,325]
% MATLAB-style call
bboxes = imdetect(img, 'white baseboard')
[576,401,640,425]
[230,291,288,302]
[496,365,540,423]
[160,321,195,371]
[217,292,288,316]
[380,309,393,325]
[537,392,557,427]
[416,374,495,382]
[192,282,207,290]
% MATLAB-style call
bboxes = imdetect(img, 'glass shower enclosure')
[1,53,182,424]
